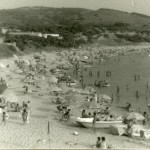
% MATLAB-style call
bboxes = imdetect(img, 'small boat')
[59,76,78,85]
[75,117,122,128]
[95,80,110,88]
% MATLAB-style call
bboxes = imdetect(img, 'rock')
[73,131,79,136]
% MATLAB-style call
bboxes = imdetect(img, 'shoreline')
[0,44,150,149]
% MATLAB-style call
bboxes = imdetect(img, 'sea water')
[68,51,150,114]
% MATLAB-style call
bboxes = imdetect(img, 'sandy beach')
[0,45,150,149]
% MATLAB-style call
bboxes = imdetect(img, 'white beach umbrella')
[99,94,111,100]
[127,112,145,121]
[1,92,18,102]
[49,86,62,92]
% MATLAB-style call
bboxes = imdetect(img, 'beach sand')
[0,46,150,149]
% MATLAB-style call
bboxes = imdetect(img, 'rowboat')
[75,117,122,128]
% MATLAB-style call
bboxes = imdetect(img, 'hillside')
[0,7,150,31]
[1,7,150,49]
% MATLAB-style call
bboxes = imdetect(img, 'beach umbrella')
[127,112,145,120]
[0,63,6,69]
[99,94,111,103]
[84,56,88,60]
[76,89,91,95]
[64,93,85,102]
[13,54,19,60]
[64,89,79,95]
[49,86,62,92]
[99,94,111,100]
[0,81,8,94]
[60,100,78,108]
[47,76,58,84]
[1,92,18,102]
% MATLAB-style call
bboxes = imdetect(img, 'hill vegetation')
[1,7,150,49]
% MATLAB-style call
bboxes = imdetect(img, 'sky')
[0,0,150,16]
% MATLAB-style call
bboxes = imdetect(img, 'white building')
[8,31,42,37]
[1,28,9,34]
[43,34,60,39]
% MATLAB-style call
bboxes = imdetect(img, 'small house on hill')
[43,34,60,38]
[8,31,42,37]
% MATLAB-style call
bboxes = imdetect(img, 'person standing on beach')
[92,112,97,131]
[143,112,148,125]
[1,112,9,125]
[94,92,98,102]
[23,85,28,94]
[22,109,28,124]
[111,94,114,104]
[127,120,133,137]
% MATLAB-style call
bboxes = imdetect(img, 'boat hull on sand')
[75,117,122,128]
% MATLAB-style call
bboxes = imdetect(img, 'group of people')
[81,109,119,122]
[58,106,71,122]
[106,71,112,77]
[96,136,107,149]
[1,100,31,125]
[95,80,109,87]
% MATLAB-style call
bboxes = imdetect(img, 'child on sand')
[96,137,101,148]
[100,137,107,149]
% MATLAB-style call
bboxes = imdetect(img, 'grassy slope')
[0,7,150,31]
[0,44,18,58]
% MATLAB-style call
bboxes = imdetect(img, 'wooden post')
[48,121,50,149]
